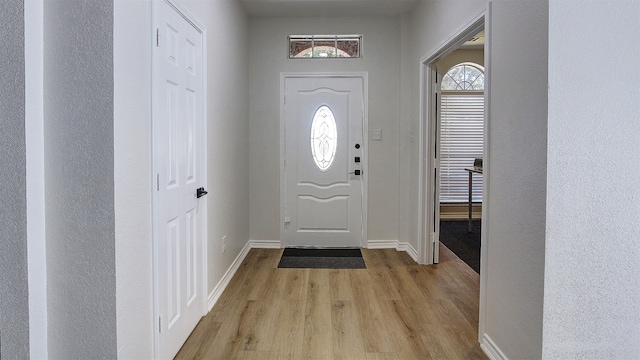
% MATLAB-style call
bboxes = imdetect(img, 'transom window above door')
[289,35,362,58]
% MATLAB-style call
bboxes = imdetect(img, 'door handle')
[349,170,361,175]
[196,187,208,198]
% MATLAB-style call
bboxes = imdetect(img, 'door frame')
[418,5,489,263]
[151,0,208,357]
[280,72,369,248]
[417,4,490,343]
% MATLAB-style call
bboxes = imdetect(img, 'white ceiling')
[239,0,421,17]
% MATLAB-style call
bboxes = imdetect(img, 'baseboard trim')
[366,240,398,248]
[207,241,252,311]
[480,333,508,360]
[248,239,282,249]
[366,240,419,263]
[207,240,282,311]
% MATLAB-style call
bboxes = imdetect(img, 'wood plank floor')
[175,244,487,359]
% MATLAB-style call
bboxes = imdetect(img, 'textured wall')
[482,1,547,357]
[0,0,30,358]
[544,1,640,358]
[44,0,117,358]
[249,16,401,243]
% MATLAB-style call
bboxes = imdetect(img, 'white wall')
[406,0,547,358]
[543,1,640,358]
[44,0,117,357]
[114,1,250,357]
[0,0,30,357]
[398,13,413,249]
[25,0,48,357]
[114,0,153,358]
[249,16,401,243]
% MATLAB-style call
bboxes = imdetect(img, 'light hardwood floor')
[175,244,487,359]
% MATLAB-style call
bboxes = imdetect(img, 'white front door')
[153,1,206,359]
[283,75,366,248]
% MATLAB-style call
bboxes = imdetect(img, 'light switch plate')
[371,129,382,141]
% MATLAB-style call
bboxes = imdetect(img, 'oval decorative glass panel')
[310,105,338,172]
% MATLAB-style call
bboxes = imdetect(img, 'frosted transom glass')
[310,106,338,172]
[289,35,361,58]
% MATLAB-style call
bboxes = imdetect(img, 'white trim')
[25,0,48,358]
[248,240,282,249]
[478,2,492,348]
[280,72,369,249]
[150,2,159,356]
[151,1,207,357]
[480,333,508,360]
[199,17,209,322]
[416,63,426,265]
[366,240,400,248]
[366,240,419,263]
[207,241,252,311]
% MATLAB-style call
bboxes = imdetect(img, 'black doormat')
[278,248,366,269]
[439,220,481,274]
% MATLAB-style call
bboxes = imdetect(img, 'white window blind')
[440,92,484,203]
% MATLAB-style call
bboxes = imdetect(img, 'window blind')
[440,92,484,203]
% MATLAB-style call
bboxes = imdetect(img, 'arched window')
[440,63,484,203]
[441,62,485,91]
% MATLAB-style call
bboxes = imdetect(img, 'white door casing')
[152,1,207,359]
[433,66,441,263]
[419,11,486,266]
[281,74,367,248]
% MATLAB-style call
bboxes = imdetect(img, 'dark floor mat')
[439,220,480,274]
[278,248,366,269]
